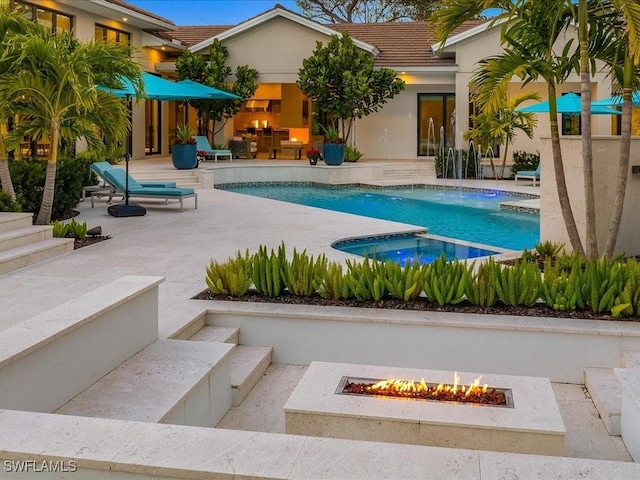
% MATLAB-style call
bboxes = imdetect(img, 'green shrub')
[511,150,540,178]
[66,219,88,240]
[51,221,69,238]
[541,258,585,312]
[250,244,285,297]
[345,256,387,302]
[494,259,542,307]
[206,251,252,296]
[281,246,327,297]
[0,190,21,212]
[314,261,351,300]
[9,155,93,221]
[464,259,499,307]
[343,144,364,162]
[422,255,467,306]
[383,259,423,301]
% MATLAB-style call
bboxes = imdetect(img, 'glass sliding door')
[417,93,455,156]
[145,100,161,155]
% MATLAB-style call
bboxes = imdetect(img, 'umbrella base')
[108,203,146,217]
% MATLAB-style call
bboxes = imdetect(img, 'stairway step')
[0,213,33,233]
[0,225,52,253]
[623,351,640,369]
[230,345,272,406]
[189,326,239,344]
[584,366,622,435]
[0,238,74,275]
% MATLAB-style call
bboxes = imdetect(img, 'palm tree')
[464,83,539,179]
[0,7,46,201]
[434,0,585,255]
[0,30,142,224]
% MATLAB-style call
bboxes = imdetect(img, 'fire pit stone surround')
[284,362,565,456]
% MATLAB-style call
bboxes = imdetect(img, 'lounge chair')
[91,162,176,190]
[100,167,198,212]
[230,137,258,159]
[514,163,541,186]
[194,136,233,163]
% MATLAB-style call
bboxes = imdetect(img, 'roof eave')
[431,17,507,54]
[190,8,379,56]
[88,0,175,30]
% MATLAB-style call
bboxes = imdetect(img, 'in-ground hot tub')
[284,362,565,456]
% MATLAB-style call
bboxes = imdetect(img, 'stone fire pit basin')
[284,362,565,456]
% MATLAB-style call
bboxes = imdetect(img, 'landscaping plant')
[422,255,467,306]
[205,251,252,297]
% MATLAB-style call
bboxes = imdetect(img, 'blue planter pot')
[172,144,197,169]
[322,143,344,166]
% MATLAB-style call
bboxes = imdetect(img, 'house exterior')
[5,1,621,164]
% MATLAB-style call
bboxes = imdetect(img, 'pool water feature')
[222,184,539,251]
[333,234,501,265]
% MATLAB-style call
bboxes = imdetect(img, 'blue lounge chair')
[194,136,233,163]
[101,167,197,212]
[515,163,541,187]
[91,162,176,189]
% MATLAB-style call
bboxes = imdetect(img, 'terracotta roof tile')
[167,17,487,68]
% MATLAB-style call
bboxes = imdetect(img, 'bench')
[269,145,304,160]
[56,339,234,427]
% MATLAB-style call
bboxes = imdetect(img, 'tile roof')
[168,18,487,68]
[105,0,175,26]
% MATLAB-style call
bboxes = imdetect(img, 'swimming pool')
[221,184,539,251]
[334,234,501,265]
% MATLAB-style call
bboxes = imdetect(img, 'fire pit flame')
[340,371,510,407]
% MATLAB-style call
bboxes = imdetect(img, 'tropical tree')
[464,84,539,179]
[0,30,142,224]
[297,33,405,142]
[175,39,258,140]
[0,6,47,201]
[434,0,585,255]
[295,0,442,23]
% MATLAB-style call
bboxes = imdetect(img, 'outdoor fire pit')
[284,362,565,456]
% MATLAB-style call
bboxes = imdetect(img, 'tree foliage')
[175,39,258,137]
[297,33,405,141]
[295,0,441,23]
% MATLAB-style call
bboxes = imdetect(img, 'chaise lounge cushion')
[91,162,176,189]
[103,169,194,196]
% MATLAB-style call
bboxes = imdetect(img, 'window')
[95,24,131,46]
[13,1,73,33]
[417,93,456,156]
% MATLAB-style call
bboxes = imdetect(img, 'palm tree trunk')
[500,140,509,179]
[0,157,15,200]
[579,0,598,258]
[604,58,633,257]
[35,124,59,225]
[548,83,585,255]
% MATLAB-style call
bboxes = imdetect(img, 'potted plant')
[172,124,197,169]
[321,125,344,166]
[306,148,322,165]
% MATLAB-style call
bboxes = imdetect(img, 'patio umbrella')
[97,72,216,101]
[591,91,640,107]
[516,92,621,115]
[175,79,241,100]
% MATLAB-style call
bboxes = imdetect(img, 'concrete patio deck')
[2,160,632,476]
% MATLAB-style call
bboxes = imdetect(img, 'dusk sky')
[126,0,302,26]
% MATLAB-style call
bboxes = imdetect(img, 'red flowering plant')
[306,148,322,160]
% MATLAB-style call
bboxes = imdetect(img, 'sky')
[126,0,303,26]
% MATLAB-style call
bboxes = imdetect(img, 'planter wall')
[203,302,640,383]
[172,144,197,169]
[322,143,344,166]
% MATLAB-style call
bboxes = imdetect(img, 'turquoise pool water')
[334,235,500,265]
[222,184,539,251]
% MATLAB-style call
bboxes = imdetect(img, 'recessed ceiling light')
[122,17,128,22]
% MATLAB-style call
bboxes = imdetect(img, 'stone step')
[189,325,239,344]
[230,345,272,406]
[623,351,640,369]
[584,366,622,435]
[0,238,74,275]
[55,339,235,427]
[0,212,33,233]
[0,225,52,253]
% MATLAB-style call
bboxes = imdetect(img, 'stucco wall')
[539,136,640,256]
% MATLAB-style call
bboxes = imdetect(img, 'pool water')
[334,235,500,265]
[222,184,539,251]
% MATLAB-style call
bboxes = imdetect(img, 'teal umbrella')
[175,79,241,100]
[592,92,640,107]
[97,72,214,101]
[517,92,621,115]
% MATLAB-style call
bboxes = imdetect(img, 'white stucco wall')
[539,136,640,256]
